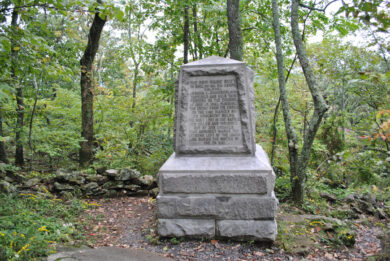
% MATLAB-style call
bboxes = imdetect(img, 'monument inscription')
[176,57,256,155]
[187,75,242,147]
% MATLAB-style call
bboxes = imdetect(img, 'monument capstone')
[157,56,278,241]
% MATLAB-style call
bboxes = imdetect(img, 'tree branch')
[299,0,338,12]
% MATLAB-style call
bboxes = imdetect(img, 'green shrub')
[0,191,88,260]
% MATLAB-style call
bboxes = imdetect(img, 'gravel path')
[82,196,388,261]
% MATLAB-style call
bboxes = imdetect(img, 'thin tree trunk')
[271,0,299,196]
[11,7,24,166]
[183,5,189,64]
[192,5,202,60]
[290,0,328,203]
[79,3,106,167]
[0,108,8,163]
[28,75,39,152]
[270,54,297,165]
[132,63,139,109]
[227,0,243,61]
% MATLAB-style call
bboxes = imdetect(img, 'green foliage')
[0,191,88,260]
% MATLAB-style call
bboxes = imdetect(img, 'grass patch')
[0,190,90,260]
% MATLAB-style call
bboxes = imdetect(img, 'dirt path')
[81,196,387,261]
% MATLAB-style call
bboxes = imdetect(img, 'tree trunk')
[183,5,189,64]
[79,5,106,167]
[0,108,8,163]
[28,75,39,152]
[192,5,203,60]
[271,0,299,199]
[290,0,328,203]
[132,63,139,110]
[227,0,243,61]
[11,7,24,166]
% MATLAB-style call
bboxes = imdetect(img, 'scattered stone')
[105,169,118,178]
[86,175,107,184]
[320,192,337,203]
[124,184,141,191]
[24,178,41,187]
[54,182,75,191]
[376,208,388,219]
[344,194,355,202]
[150,187,159,198]
[102,181,124,190]
[357,199,376,215]
[138,175,155,188]
[84,182,99,191]
[116,168,140,181]
[0,180,16,193]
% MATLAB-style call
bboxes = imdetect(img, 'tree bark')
[79,4,106,167]
[271,0,299,197]
[11,7,24,166]
[183,5,189,64]
[192,5,203,60]
[0,108,8,163]
[227,0,243,61]
[290,0,328,203]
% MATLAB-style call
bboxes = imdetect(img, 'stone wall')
[0,165,158,198]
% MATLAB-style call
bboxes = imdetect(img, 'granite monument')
[157,56,278,241]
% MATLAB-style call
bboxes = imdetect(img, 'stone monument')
[157,56,278,241]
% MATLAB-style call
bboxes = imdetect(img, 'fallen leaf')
[254,251,265,257]
[211,239,219,245]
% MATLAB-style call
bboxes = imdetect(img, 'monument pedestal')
[157,56,278,241]
[157,145,278,241]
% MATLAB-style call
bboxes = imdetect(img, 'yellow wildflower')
[20,233,25,238]
[0,231,5,237]
[17,243,30,255]
[38,226,49,232]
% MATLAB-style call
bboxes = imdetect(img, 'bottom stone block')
[158,219,215,238]
[216,220,277,241]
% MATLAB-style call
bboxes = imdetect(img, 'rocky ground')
[80,196,389,261]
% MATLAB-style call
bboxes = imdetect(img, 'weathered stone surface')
[55,170,85,185]
[157,57,278,241]
[175,56,255,155]
[158,219,215,237]
[217,220,277,241]
[160,172,268,194]
[157,194,278,220]
[138,175,155,187]
[123,184,141,191]
[105,169,118,178]
[116,168,140,181]
[85,175,107,184]
[54,182,74,191]
[0,180,16,193]
[83,182,99,191]
[102,181,124,189]
[24,178,41,187]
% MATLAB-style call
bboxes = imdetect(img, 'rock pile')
[0,165,158,198]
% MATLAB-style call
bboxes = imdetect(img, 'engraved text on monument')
[186,75,243,147]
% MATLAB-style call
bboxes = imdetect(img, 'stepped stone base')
[157,145,278,241]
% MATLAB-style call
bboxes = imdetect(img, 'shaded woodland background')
[0,0,389,260]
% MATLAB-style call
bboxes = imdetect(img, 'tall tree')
[79,1,106,167]
[11,4,24,166]
[0,108,8,163]
[183,5,190,64]
[227,0,243,61]
[272,0,328,204]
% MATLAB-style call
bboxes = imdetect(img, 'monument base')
[157,145,278,241]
